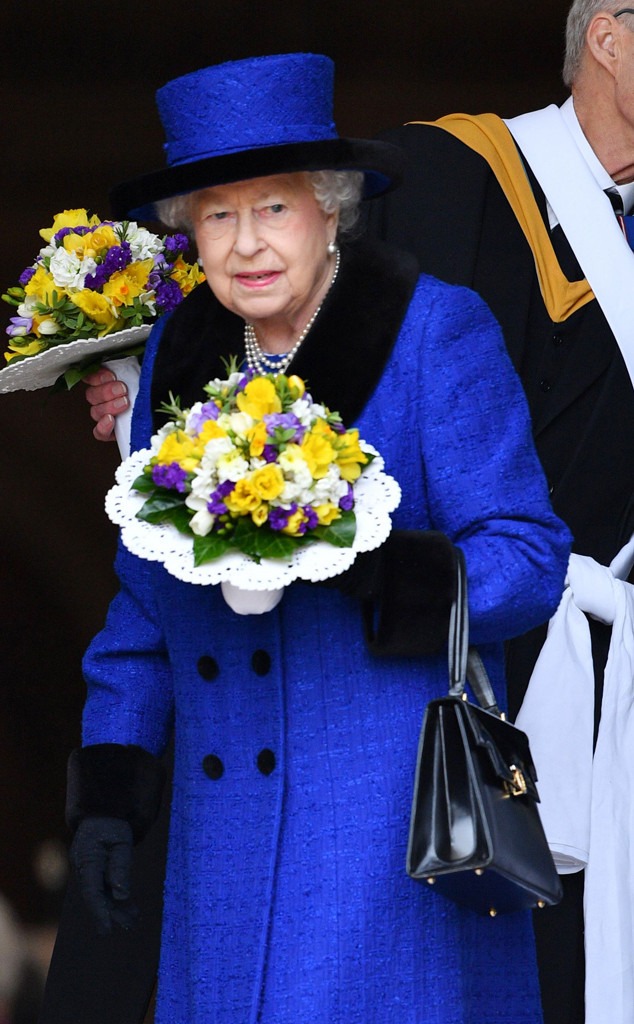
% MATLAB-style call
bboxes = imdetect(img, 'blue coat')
[82,244,570,1023]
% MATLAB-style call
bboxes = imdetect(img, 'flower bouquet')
[105,365,401,605]
[0,208,204,393]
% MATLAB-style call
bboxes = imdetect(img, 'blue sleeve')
[412,277,571,643]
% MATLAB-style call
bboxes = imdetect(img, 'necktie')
[604,186,634,248]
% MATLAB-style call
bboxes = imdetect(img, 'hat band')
[165,121,338,166]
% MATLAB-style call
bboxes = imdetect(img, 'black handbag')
[406,546,563,916]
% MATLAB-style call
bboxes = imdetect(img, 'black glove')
[70,816,137,934]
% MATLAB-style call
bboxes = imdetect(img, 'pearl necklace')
[243,248,341,375]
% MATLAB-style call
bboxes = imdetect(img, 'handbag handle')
[448,546,502,717]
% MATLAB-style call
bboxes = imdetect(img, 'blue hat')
[110,53,403,220]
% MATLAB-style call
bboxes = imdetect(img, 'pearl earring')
[327,241,337,255]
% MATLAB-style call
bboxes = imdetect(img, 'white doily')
[0,325,151,393]
[105,445,402,588]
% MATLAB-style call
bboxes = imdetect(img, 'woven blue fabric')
[83,273,570,1023]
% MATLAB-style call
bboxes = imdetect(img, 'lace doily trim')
[105,445,402,588]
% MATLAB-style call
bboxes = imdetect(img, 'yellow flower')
[301,424,336,479]
[251,464,285,501]
[282,508,309,536]
[169,257,205,296]
[251,504,269,527]
[4,338,47,362]
[103,260,154,307]
[246,420,268,457]
[82,225,119,255]
[314,502,342,526]
[70,290,118,333]
[155,430,201,473]
[199,419,228,444]
[24,265,61,306]
[224,478,261,515]
[287,374,305,397]
[334,429,369,483]
[236,377,282,419]
[39,209,99,244]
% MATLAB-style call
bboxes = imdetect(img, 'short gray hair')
[155,169,364,238]
[563,0,626,86]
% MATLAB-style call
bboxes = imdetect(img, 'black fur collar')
[151,239,419,428]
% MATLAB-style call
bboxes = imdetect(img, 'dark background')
[0,0,570,948]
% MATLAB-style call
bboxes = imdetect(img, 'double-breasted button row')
[197,650,272,680]
[202,748,276,780]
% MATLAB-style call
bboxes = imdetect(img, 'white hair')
[155,169,364,238]
[563,0,627,86]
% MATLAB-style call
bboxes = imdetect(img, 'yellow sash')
[408,113,594,321]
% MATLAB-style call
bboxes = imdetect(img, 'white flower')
[38,319,60,336]
[200,436,234,468]
[124,224,163,262]
[48,247,96,290]
[217,449,250,483]
[188,508,216,537]
[227,410,253,436]
[17,296,39,317]
[150,422,178,450]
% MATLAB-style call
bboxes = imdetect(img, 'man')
[75,4,634,1020]
[363,4,634,1023]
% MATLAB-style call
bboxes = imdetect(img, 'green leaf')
[232,516,300,561]
[313,510,357,548]
[193,532,232,565]
[136,492,187,524]
[131,473,156,494]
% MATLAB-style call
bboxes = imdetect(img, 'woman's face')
[191,173,338,344]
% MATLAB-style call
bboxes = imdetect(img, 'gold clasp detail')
[504,764,527,797]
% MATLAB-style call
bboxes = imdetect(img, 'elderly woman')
[62,53,570,1024]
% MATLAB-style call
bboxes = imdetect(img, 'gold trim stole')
[408,113,594,322]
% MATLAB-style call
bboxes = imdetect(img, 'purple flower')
[303,506,319,531]
[53,225,91,243]
[18,266,36,286]
[207,479,234,515]
[188,400,220,434]
[262,444,279,464]
[268,505,296,531]
[339,484,354,512]
[151,462,188,493]
[84,241,133,290]
[263,411,306,443]
[6,315,33,337]
[164,233,189,254]
[155,278,184,313]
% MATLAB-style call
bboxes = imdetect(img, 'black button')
[197,655,219,680]
[539,378,552,393]
[257,749,276,775]
[552,333,564,347]
[251,650,272,676]
[202,754,224,779]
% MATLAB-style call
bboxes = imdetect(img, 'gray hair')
[155,169,364,238]
[563,0,627,86]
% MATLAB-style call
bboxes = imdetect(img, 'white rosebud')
[189,508,215,537]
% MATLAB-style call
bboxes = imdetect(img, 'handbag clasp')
[504,764,528,797]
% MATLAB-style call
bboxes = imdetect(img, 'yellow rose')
[334,429,369,483]
[314,502,342,526]
[39,209,99,244]
[251,464,285,501]
[70,290,118,333]
[224,478,261,515]
[282,508,309,536]
[156,430,201,473]
[103,260,154,307]
[251,504,269,527]
[286,374,305,397]
[236,377,282,419]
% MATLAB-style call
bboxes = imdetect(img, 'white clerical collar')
[547,97,634,222]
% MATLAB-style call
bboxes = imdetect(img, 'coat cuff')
[66,743,166,844]
[363,530,457,656]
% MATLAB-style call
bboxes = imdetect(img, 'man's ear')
[586,12,621,77]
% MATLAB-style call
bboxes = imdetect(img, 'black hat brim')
[109,138,404,220]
